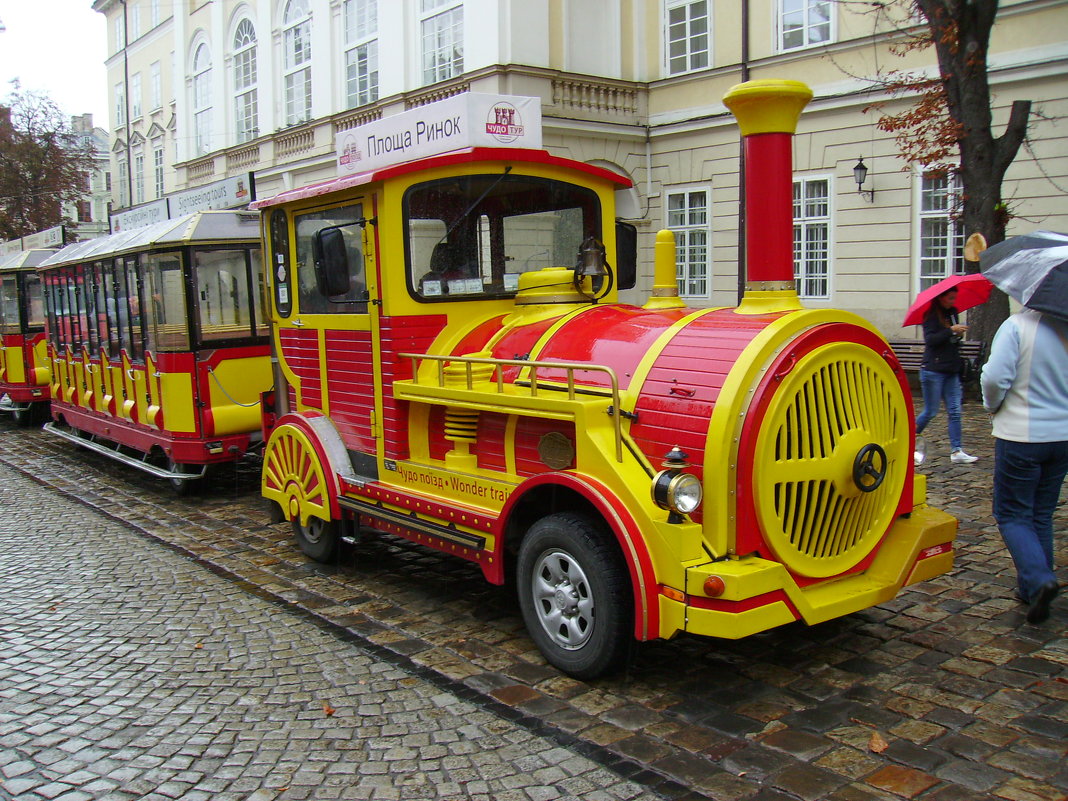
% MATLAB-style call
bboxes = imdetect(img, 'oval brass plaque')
[538,431,575,470]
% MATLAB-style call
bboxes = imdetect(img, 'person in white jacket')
[981,308,1068,624]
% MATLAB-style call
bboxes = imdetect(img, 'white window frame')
[232,17,259,143]
[344,0,379,108]
[130,72,142,120]
[420,0,463,85]
[192,42,213,156]
[117,156,129,207]
[792,174,833,300]
[150,0,160,28]
[114,82,126,128]
[664,185,711,299]
[114,16,125,52]
[916,168,965,292]
[150,61,161,111]
[777,0,834,52]
[665,0,710,76]
[130,3,141,39]
[133,150,145,205]
[152,141,165,199]
[282,0,313,126]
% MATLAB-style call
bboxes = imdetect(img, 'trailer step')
[42,422,207,482]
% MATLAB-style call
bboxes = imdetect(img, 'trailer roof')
[38,210,261,270]
[251,147,632,210]
[0,248,56,273]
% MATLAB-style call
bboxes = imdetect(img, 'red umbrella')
[902,273,994,327]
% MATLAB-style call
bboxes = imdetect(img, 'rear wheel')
[167,458,201,497]
[293,517,340,562]
[11,403,39,427]
[517,511,632,679]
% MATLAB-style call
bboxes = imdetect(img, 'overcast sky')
[0,0,109,126]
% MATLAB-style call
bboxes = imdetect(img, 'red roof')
[251,147,632,210]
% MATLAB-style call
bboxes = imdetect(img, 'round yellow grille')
[751,342,908,578]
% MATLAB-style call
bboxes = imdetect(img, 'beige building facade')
[92,0,1068,336]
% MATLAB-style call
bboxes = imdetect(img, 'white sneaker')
[913,452,923,467]
[950,449,978,464]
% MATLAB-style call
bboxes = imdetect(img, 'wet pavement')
[0,391,1065,801]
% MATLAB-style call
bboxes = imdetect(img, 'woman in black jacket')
[915,288,978,465]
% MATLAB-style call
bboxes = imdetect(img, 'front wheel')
[517,512,632,680]
[167,458,201,497]
[293,516,340,562]
[11,403,40,427]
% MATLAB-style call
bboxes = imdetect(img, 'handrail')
[399,352,623,462]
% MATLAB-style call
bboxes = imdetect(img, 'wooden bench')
[888,339,985,395]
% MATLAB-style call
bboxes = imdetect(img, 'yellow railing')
[399,352,624,461]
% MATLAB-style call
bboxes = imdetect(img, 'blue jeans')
[916,369,963,451]
[993,438,1068,602]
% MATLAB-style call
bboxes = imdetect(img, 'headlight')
[652,469,703,517]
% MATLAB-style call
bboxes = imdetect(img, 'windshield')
[404,174,601,301]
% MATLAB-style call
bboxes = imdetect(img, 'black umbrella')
[979,230,1068,322]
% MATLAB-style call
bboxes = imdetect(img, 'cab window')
[294,204,368,314]
[404,174,600,301]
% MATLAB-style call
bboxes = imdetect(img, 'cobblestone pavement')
[0,465,667,801]
[0,391,1065,801]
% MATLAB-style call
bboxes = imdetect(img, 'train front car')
[0,248,53,425]
[257,84,956,679]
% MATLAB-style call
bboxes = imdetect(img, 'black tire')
[167,458,201,497]
[293,517,340,562]
[516,511,632,679]
[11,404,39,427]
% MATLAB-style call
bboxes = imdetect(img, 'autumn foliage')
[0,82,96,242]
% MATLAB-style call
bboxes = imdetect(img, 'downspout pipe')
[736,0,750,304]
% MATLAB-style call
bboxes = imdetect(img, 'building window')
[150,62,161,110]
[134,152,145,205]
[282,0,312,125]
[117,157,129,207]
[918,170,964,291]
[130,73,143,120]
[666,0,709,75]
[130,3,141,39]
[77,201,93,223]
[345,0,379,108]
[792,177,831,299]
[192,42,213,155]
[421,0,463,85]
[114,82,126,127]
[153,143,165,199]
[114,16,125,52]
[666,188,710,298]
[779,0,832,51]
[232,18,259,143]
[150,0,160,28]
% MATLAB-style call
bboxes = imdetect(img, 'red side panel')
[279,328,322,408]
[324,329,375,453]
[379,314,448,460]
[514,418,576,476]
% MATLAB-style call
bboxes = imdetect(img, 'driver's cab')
[255,97,634,485]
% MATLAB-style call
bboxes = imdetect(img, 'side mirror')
[616,221,637,290]
[312,227,351,297]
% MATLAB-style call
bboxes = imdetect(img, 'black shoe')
[1026,581,1059,624]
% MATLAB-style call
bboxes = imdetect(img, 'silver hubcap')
[531,548,594,650]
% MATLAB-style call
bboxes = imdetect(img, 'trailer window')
[24,274,45,330]
[144,251,190,352]
[294,204,368,314]
[0,276,18,333]
[404,174,601,301]
[193,249,258,343]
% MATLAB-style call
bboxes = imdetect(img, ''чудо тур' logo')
[339,133,363,167]
[485,102,525,143]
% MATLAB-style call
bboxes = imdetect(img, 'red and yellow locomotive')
[255,81,956,677]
